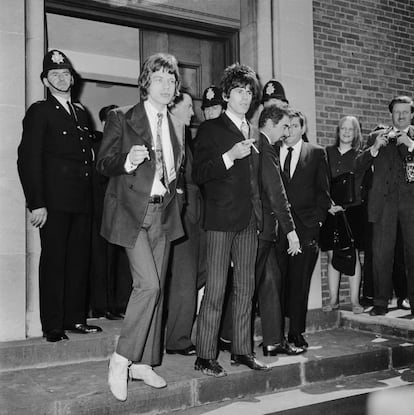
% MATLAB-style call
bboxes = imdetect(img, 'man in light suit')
[193,63,267,377]
[276,110,330,349]
[17,50,101,343]
[97,53,185,401]
[356,96,414,316]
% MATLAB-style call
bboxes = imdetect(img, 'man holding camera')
[356,96,414,316]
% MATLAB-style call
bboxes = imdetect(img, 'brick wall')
[312,0,414,306]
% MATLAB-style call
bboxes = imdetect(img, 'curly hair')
[138,53,181,100]
[220,63,259,100]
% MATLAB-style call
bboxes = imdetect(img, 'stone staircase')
[1,309,414,414]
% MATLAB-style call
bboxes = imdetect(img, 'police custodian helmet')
[262,79,289,104]
[201,85,224,110]
[40,49,75,80]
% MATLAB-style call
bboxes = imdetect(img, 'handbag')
[330,171,355,206]
[332,211,356,275]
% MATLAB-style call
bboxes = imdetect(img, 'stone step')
[2,328,414,415]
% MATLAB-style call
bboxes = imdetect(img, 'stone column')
[25,0,45,338]
[0,0,27,340]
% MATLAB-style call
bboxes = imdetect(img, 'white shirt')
[280,139,303,177]
[52,94,71,114]
[222,109,248,170]
[125,100,176,195]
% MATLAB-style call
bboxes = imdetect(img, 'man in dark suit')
[97,53,185,400]
[192,63,267,377]
[165,90,205,356]
[276,110,330,349]
[356,96,414,316]
[257,105,304,357]
[17,50,101,343]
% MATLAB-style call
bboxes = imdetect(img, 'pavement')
[1,304,414,415]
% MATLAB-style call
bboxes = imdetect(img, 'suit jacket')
[259,133,295,242]
[355,126,414,223]
[277,141,330,235]
[192,113,262,232]
[17,95,94,213]
[96,102,185,248]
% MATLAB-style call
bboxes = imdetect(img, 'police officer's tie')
[283,147,293,181]
[156,113,169,192]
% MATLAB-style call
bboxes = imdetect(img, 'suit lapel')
[167,112,184,171]
[126,103,152,146]
[221,113,245,141]
[290,141,308,182]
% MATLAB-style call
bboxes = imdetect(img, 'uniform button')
[82,149,86,152]
[80,137,83,141]
[85,172,89,177]
[63,131,67,135]
[84,160,88,165]
[56,106,60,109]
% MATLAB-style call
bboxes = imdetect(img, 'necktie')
[240,120,249,140]
[156,113,169,192]
[67,101,78,123]
[283,147,293,180]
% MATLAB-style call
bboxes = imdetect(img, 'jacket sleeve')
[192,122,231,185]
[17,103,47,211]
[96,110,130,177]
[261,142,295,234]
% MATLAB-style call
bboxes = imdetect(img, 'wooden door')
[140,30,228,126]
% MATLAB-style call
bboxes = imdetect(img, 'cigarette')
[251,143,259,153]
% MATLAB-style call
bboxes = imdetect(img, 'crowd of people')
[17,49,414,401]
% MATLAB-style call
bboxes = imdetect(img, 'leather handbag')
[330,171,355,206]
[332,211,356,275]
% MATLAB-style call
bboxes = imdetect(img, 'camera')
[386,130,398,144]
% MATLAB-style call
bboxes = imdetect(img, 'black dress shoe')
[369,306,388,316]
[288,333,309,349]
[397,298,411,310]
[166,344,196,356]
[230,353,269,370]
[263,339,305,356]
[218,337,232,352]
[67,323,102,334]
[195,357,227,377]
[43,330,69,342]
[105,311,124,320]
[360,296,374,308]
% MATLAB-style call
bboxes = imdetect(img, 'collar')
[260,131,271,144]
[52,94,71,109]
[144,99,168,120]
[225,109,247,130]
[282,138,303,152]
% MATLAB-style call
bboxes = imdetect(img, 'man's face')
[284,116,304,146]
[203,104,223,120]
[147,69,177,110]
[43,69,73,94]
[392,103,413,130]
[267,115,290,145]
[225,85,253,118]
[171,93,194,126]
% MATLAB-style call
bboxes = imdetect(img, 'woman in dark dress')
[320,116,366,313]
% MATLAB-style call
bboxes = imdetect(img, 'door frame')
[45,0,239,67]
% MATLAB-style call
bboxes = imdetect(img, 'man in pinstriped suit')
[192,63,268,377]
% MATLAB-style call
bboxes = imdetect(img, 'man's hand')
[397,131,414,150]
[328,204,345,215]
[30,207,47,228]
[371,131,388,154]
[287,230,301,256]
[128,144,149,167]
[227,139,256,162]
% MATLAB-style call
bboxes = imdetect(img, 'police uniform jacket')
[17,94,94,213]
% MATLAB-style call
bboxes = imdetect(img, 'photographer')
[355,96,414,316]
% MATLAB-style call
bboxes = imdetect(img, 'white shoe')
[108,352,129,401]
[129,364,167,388]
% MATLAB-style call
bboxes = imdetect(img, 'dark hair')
[335,115,362,150]
[220,63,259,100]
[388,96,414,113]
[138,53,181,100]
[169,87,192,111]
[98,104,118,123]
[258,105,289,128]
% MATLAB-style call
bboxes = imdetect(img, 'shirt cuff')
[222,152,234,170]
[124,153,137,173]
[370,147,379,158]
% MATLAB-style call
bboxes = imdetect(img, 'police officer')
[18,49,101,342]
[201,85,225,121]
[262,79,289,108]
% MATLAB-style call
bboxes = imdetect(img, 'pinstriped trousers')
[196,217,258,359]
